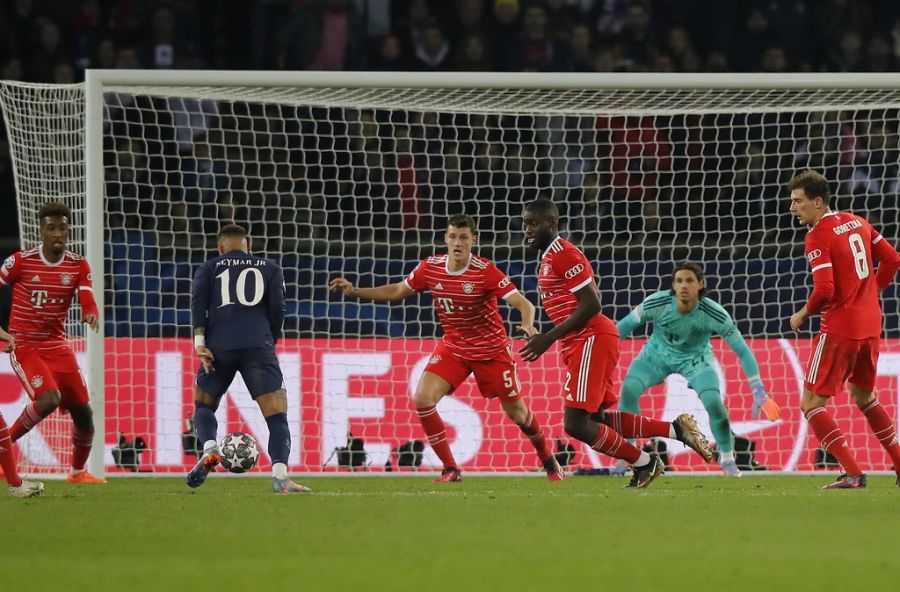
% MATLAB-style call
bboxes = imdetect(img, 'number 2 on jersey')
[848,233,870,280]
[216,267,265,307]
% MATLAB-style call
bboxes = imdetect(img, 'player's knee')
[69,404,93,430]
[412,386,442,408]
[849,385,875,409]
[563,410,591,442]
[36,390,61,413]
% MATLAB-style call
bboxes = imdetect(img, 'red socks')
[72,426,94,471]
[516,409,552,463]
[10,402,49,442]
[0,415,23,487]
[590,423,642,464]
[861,399,900,474]
[416,405,457,469]
[601,411,672,439]
[805,406,862,476]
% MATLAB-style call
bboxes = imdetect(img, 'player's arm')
[329,278,415,301]
[505,291,536,337]
[616,294,656,340]
[791,238,833,332]
[520,284,599,362]
[719,323,779,421]
[190,263,215,373]
[77,258,100,331]
[0,252,22,291]
[0,327,14,353]
[268,265,286,343]
[871,230,900,292]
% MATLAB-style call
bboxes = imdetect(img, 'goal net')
[1,72,899,476]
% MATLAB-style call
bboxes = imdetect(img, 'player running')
[615,263,780,477]
[520,198,713,488]
[187,224,310,494]
[788,170,900,489]
[0,202,105,484]
[330,214,565,482]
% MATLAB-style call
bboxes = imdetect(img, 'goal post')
[1,71,899,477]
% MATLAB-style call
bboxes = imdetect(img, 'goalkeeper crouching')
[615,263,780,476]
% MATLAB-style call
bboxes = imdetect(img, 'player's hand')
[517,324,537,338]
[789,310,807,332]
[82,313,99,332]
[196,345,215,374]
[329,278,357,297]
[0,332,14,353]
[519,332,553,362]
[751,381,779,421]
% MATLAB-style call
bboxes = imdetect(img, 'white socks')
[272,462,288,480]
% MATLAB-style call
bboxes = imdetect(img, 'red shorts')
[805,333,879,396]
[424,342,522,401]
[9,344,89,409]
[561,332,619,412]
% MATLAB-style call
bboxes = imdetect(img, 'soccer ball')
[219,432,260,474]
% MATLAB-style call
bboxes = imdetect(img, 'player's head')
[788,170,831,226]
[670,262,706,304]
[216,224,249,254]
[445,214,477,264]
[523,198,559,251]
[38,202,71,256]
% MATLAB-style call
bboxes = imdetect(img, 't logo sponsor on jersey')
[30,289,48,309]
[806,249,822,262]
[564,264,584,279]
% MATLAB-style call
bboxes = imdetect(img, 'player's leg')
[471,350,560,479]
[53,351,106,483]
[1,411,44,497]
[686,365,738,475]
[850,337,900,480]
[186,352,235,489]
[414,345,469,482]
[801,334,865,489]
[8,346,62,441]
[617,352,664,415]
[560,334,662,488]
[244,348,310,494]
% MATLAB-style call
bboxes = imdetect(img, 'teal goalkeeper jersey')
[617,290,761,380]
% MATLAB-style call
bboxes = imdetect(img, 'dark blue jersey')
[191,249,285,352]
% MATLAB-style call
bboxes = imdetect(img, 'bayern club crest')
[31,375,44,388]
[60,273,73,286]
[540,263,552,276]
[428,355,442,365]
[462,282,474,294]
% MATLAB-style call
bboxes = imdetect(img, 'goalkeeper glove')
[750,379,780,422]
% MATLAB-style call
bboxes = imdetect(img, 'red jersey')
[538,236,618,352]
[0,246,98,349]
[404,253,517,360]
[804,211,900,339]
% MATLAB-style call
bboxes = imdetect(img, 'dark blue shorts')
[195,348,284,399]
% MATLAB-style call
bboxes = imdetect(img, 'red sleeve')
[484,262,517,299]
[0,252,22,288]
[870,229,900,292]
[550,248,595,293]
[404,259,429,293]
[804,233,833,314]
[78,258,99,317]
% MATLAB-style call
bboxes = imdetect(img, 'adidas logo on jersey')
[434,282,444,290]
[565,394,573,401]
[31,275,41,282]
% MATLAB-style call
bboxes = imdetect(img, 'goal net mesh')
[1,79,898,475]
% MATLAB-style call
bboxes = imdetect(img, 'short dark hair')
[671,262,707,298]
[217,223,247,241]
[524,198,559,220]
[787,170,831,206]
[447,214,477,233]
[38,202,70,223]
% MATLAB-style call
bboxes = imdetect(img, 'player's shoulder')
[423,253,448,267]
[470,254,492,270]
[542,236,582,261]
[643,290,673,308]
[63,250,84,261]
[697,296,731,323]
[18,246,41,259]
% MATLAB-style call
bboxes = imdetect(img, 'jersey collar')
[541,236,562,260]
[444,253,472,276]
[811,209,838,230]
[38,248,65,267]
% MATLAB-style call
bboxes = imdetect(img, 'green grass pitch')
[2,475,898,592]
